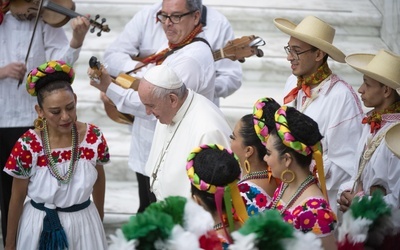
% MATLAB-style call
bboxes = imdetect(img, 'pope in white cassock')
[138,64,232,200]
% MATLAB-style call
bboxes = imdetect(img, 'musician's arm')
[69,15,90,49]
[103,10,146,77]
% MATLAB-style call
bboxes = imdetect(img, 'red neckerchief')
[141,24,203,65]
[362,101,400,133]
[284,62,332,104]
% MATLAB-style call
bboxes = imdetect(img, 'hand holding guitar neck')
[88,56,135,125]
[213,35,265,63]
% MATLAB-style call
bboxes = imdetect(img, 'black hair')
[270,107,323,168]
[239,114,266,162]
[190,147,241,213]
[35,71,74,108]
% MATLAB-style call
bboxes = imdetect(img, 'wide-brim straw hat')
[274,16,345,63]
[345,49,400,90]
[385,123,400,158]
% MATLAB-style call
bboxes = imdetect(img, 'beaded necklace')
[213,222,228,231]
[271,175,315,215]
[239,169,269,182]
[41,120,80,184]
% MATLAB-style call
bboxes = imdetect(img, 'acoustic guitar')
[91,35,265,125]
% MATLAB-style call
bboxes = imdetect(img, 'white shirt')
[104,3,237,175]
[284,73,364,206]
[145,90,232,200]
[339,113,400,208]
[0,13,81,127]
[103,2,242,104]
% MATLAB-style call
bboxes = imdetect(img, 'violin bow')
[17,0,45,88]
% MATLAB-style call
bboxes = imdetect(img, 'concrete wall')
[370,0,400,54]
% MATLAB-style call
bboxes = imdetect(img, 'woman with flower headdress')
[186,144,249,249]
[230,97,280,216]
[3,61,110,250]
[264,106,337,250]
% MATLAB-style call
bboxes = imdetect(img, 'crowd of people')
[1,0,400,249]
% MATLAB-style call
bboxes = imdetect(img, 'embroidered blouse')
[238,181,272,216]
[269,184,337,236]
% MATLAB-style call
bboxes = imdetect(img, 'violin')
[9,0,110,36]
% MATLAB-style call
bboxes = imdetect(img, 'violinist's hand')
[88,66,112,93]
[0,62,26,81]
[70,15,90,49]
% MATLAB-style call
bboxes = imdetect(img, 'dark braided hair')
[36,72,74,108]
[190,147,241,213]
[270,106,323,168]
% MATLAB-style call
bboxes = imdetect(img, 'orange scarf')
[141,24,203,65]
[284,62,332,104]
[362,101,400,133]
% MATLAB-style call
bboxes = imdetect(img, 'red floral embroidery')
[86,131,97,144]
[20,150,33,168]
[30,140,42,153]
[81,147,95,160]
[51,151,62,163]
[61,150,72,161]
[255,193,267,207]
[37,155,47,167]
[5,157,16,170]
[12,141,23,155]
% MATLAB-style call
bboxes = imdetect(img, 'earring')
[244,159,251,173]
[33,117,45,131]
[281,169,295,183]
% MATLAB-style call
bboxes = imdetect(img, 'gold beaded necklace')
[239,169,269,182]
[41,120,80,184]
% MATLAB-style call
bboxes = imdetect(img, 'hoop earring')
[244,159,251,173]
[34,117,45,131]
[281,169,295,183]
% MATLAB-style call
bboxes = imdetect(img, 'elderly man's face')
[138,79,176,124]
[161,0,200,44]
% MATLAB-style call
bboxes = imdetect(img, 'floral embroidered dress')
[238,181,272,216]
[4,123,110,250]
[268,183,337,236]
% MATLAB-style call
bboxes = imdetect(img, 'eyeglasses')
[284,46,314,60]
[156,10,196,24]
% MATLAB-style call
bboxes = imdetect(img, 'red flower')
[295,210,316,232]
[51,151,61,163]
[86,131,97,144]
[238,183,250,192]
[316,209,336,234]
[198,230,223,250]
[20,150,33,168]
[5,157,16,170]
[81,147,95,160]
[37,155,47,167]
[255,193,268,208]
[306,198,322,209]
[30,140,43,153]
[61,150,72,161]
[12,141,23,155]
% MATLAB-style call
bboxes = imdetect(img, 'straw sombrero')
[385,123,400,158]
[274,15,345,63]
[346,49,400,90]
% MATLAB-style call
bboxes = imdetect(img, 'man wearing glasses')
[273,16,364,214]
[92,0,240,211]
